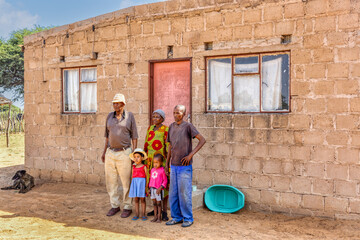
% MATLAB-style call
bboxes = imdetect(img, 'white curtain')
[208,59,232,111]
[234,75,260,112]
[81,68,97,82]
[262,57,282,111]
[80,68,97,112]
[81,84,97,112]
[64,69,79,112]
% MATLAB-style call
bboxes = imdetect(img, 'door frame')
[148,57,192,125]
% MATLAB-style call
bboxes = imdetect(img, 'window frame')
[61,66,97,114]
[205,51,291,114]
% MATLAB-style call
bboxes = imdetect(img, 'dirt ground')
[1,134,360,239]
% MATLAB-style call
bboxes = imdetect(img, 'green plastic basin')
[204,185,245,213]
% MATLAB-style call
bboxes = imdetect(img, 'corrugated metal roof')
[0,94,12,105]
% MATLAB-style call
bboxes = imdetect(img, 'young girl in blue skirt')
[129,148,149,221]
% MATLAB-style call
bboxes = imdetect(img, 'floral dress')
[144,125,169,196]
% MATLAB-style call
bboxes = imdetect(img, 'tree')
[0,26,53,102]
[0,104,21,112]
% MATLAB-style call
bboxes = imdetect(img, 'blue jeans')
[169,165,193,222]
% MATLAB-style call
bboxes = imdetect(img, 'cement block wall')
[23,0,360,219]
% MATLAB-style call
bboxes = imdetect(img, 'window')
[206,52,290,113]
[63,67,97,113]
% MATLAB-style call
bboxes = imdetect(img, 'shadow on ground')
[0,180,158,239]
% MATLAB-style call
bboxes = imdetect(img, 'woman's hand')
[165,165,169,176]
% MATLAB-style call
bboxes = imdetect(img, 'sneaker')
[165,219,183,225]
[162,211,169,221]
[181,221,193,228]
[106,207,120,217]
[121,209,132,218]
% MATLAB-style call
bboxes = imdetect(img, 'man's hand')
[181,155,192,166]
[156,187,162,195]
[102,138,109,163]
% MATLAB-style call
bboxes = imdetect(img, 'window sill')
[61,112,97,115]
[205,111,290,114]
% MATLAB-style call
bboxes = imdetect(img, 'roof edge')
[24,5,137,44]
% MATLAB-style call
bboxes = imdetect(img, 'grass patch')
[0,133,24,167]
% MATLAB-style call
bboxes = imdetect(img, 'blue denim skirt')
[129,177,146,198]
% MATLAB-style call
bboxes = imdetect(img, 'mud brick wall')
[23,0,360,219]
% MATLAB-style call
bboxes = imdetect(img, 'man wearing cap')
[102,93,138,218]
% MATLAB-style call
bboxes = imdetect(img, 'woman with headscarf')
[144,109,169,221]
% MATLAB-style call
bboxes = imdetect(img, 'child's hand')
[156,188,162,195]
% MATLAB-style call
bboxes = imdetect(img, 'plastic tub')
[204,185,245,213]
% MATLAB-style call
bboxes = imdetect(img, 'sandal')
[141,216,148,221]
[162,211,169,221]
[132,216,139,221]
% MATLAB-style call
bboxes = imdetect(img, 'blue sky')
[0,0,165,108]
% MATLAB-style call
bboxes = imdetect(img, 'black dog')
[1,170,35,193]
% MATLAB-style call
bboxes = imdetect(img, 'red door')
[150,60,191,127]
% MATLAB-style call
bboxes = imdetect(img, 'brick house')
[23,0,360,219]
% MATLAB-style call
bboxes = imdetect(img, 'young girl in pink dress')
[148,154,168,223]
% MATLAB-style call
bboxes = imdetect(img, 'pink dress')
[149,166,167,189]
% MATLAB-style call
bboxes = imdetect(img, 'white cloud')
[0,0,39,39]
[119,0,167,9]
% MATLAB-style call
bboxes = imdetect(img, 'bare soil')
[1,134,360,239]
